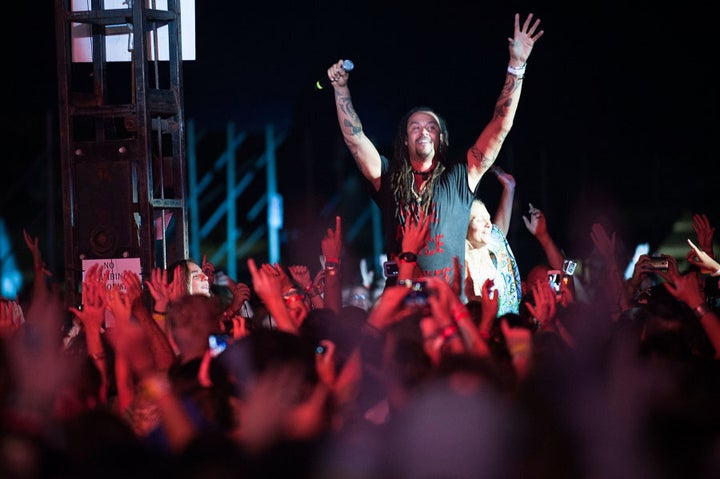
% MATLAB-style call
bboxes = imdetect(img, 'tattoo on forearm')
[493,76,521,119]
[470,146,494,168]
[339,97,356,117]
[343,119,362,136]
[338,97,362,136]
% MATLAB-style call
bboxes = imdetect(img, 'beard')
[414,139,436,159]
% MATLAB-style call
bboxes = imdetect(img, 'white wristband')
[507,64,526,77]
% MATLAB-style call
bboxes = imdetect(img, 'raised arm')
[397,208,430,281]
[328,59,383,191]
[691,213,715,259]
[467,13,543,191]
[23,229,51,303]
[522,203,564,271]
[687,239,720,276]
[663,269,720,359]
[321,216,343,314]
[490,166,516,235]
[247,258,297,334]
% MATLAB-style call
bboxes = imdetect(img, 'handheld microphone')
[315,59,355,90]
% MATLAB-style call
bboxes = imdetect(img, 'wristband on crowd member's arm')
[325,258,340,275]
[398,252,417,263]
[693,302,712,319]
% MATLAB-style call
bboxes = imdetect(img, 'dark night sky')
[4,1,719,280]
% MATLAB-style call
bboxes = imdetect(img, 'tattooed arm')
[467,13,544,191]
[327,59,383,191]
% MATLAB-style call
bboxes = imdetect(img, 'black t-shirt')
[368,155,476,284]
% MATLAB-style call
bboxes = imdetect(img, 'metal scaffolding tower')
[54,0,188,310]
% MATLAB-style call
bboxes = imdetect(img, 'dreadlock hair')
[390,107,450,220]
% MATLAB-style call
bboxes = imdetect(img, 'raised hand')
[687,239,720,275]
[663,269,706,310]
[691,213,716,259]
[168,264,188,302]
[525,278,557,332]
[249,259,283,301]
[401,208,430,255]
[224,276,252,312]
[321,216,342,264]
[201,255,216,288]
[121,270,143,307]
[248,258,296,333]
[23,229,51,278]
[491,165,516,191]
[590,222,616,263]
[69,263,108,334]
[288,264,313,291]
[522,203,547,238]
[312,269,326,294]
[264,263,293,292]
[0,298,24,337]
[509,12,544,64]
[478,277,500,328]
[106,285,133,329]
[145,266,171,313]
[359,258,374,290]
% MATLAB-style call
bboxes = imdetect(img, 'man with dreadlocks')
[326,12,543,285]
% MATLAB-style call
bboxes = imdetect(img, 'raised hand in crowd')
[0,297,24,337]
[663,267,720,358]
[687,238,720,276]
[490,165,516,235]
[522,203,564,271]
[262,262,312,328]
[524,276,558,333]
[221,275,253,340]
[227,277,252,311]
[626,254,658,297]
[289,264,323,310]
[312,268,326,298]
[359,257,374,291]
[201,254,216,288]
[23,229,50,277]
[397,208,430,281]
[145,266,173,317]
[23,229,52,299]
[68,263,110,401]
[691,213,715,259]
[321,215,342,313]
[475,278,500,340]
[261,262,293,292]
[321,215,342,266]
[105,280,137,413]
[247,258,297,333]
[120,269,174,368]
[424,276,487,355]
